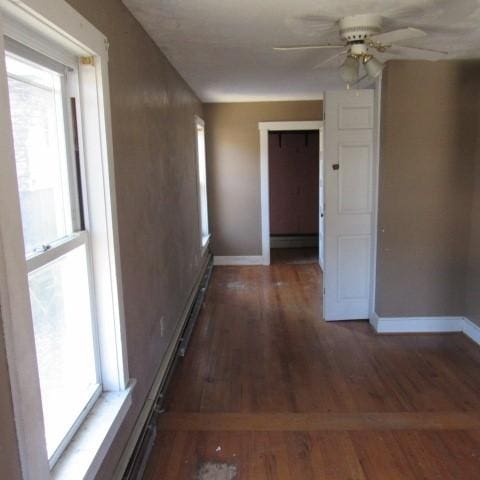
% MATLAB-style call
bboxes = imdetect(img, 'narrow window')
[195,116,209,246]
[6,44,100,466]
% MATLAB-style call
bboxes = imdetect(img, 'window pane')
[29,245,99,458]
[196,123,209,243]
[6,53,73,255]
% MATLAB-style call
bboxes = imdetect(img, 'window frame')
[194,115,210,250]
[0,1,133,478]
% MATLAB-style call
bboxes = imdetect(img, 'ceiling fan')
[274,14,449,85]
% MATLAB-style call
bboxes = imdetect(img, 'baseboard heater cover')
[121,254,213,480]
[178,259,213,356]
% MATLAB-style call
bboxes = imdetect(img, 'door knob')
[332,163,339,170]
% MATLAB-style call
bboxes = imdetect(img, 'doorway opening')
[258,121,324,267]
[268,130,319,266]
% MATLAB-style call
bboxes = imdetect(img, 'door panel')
[338,104,373,130]
[338,142,372,214]
[324,90,374,320]
[337,235,371,300]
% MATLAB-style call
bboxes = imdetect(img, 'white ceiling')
[123,0,480,102]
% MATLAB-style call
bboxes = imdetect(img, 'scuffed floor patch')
[196,462,237,480]
[224,281,249,290]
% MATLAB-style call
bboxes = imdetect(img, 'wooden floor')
[144,248,480,479]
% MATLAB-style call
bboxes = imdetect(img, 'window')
[6,42,100,466]
[0,4,132,478]
[195,116,209,246]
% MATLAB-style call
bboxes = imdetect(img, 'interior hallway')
[144,249,480,479]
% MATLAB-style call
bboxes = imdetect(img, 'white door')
[324,90,374,321]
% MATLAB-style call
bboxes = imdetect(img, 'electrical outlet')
[160,316,165,337]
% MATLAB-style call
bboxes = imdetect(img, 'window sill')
[52,379,136,480]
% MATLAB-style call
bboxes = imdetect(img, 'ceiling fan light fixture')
[363,55,385,79]
[339,55,359,84]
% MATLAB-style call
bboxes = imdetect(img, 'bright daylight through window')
[6,47,100,465]
[195,117,209,246]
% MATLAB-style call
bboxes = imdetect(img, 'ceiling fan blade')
[313,49,348,69]
[389,44,449,60]
[273,43,345,51]
[369,27,426,45]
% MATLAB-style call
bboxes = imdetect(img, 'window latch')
[34,244,51,253]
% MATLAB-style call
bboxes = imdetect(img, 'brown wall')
[0,329,22,479]
[60,1,205,477]
[465,95,480,327]
[204,101,322,256]
[376,61,479,317]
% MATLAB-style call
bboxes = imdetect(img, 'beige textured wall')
[61,1,205,477]
[376,61,479,317]
[204,101,322,256]
[465,93,480,327]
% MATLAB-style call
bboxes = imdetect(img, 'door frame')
[258,121,323,266]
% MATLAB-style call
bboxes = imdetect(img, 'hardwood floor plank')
[157,411,480,432]
[308,432,367,480]
[349,431,416,480]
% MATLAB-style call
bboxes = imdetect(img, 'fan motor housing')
[339,14,382,42]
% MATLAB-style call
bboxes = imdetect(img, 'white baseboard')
[370,315,464,334]
[369,313,480,346]
[214,255,264,266]
[463,317,480,345]
[270,235,318,248]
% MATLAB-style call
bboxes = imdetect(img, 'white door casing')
[318,128,325,269]
[259,121,323,266]
[324,90,375,321]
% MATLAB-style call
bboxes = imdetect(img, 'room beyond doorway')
[259,121,324,267]
[268,130,319,264]
[270,247,318,265]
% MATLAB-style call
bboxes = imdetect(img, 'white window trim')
[0,1,134,479]
[194,115,210,254]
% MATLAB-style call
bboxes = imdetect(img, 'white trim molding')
[463,318,480,345]
[370,313,480,347]
[370,315,464,334]
[214,255,264,266]
[258,120,323,266]
[369,75,382,321]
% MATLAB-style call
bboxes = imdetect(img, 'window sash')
[5,41,103,467]
[27,230,87,271]
[6,39,83,245]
